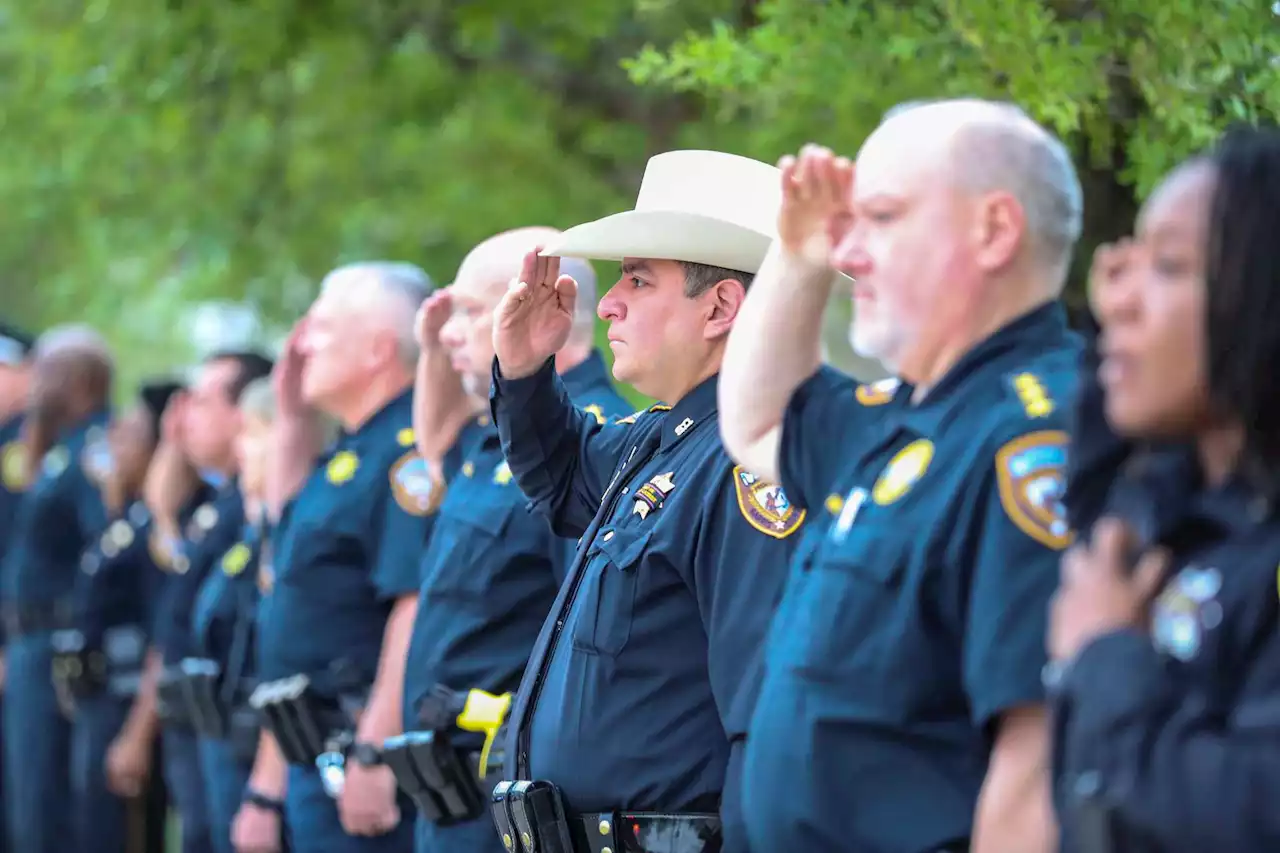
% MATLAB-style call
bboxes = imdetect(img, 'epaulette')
[616,403,672,426]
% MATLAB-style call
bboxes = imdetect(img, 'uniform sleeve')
[71,463,107,546]
[690,462,807,739]
[490,357,639,539]
[778,365,878,512]
[1057,629,1280,851]
[961,426,1072,726]
[369,455,435,599]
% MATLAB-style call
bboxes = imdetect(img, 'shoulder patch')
[221,542,253,577]
[732,466,805,539]
[1,440,27,492]
[855,378,901,406]
[389,449,443,516]
[995,429,1073,550]
[616,403,671,426]
[1009,372,1055,419]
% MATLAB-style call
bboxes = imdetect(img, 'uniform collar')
[657,372,719,451]
[890,302,1070,435]
[560,349,612,399]
[338,387,413,447]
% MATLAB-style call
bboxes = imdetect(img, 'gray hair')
[237,376,276,422]
[883,98,1083,288]
[679,262,756,298]
[321,261,434,368]
[558,256,599,344]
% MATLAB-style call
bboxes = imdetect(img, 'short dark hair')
[206,350,275,403]
[1204,124,1280,497]
[678,262,755,298]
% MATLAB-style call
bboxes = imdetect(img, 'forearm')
[120,648,163,742]
[719,243,834,480]
[356,595,417,742]
[247,730,289,798]
[268,415,321,518]
[413,346,475,462]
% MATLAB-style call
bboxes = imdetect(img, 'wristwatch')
[349,741,384,768]
[243,788,284,814]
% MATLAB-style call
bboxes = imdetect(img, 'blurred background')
[1,0,1277,405]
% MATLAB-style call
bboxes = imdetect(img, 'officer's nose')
[597,283,624,323]
[830,228,872,279]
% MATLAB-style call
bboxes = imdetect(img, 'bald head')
[869,98,1083,287]
[457,227,598,343]
[318,261,434,367]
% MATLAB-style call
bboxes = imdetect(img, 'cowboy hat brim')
[540,210,773,274]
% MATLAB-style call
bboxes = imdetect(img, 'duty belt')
[156,657,260,760]
[4,600,72,638]
[249,673,361,769]
[490,781,722,853]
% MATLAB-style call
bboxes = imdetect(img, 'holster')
[157,665,194,729]
[490,780,575,853]
[50,629,107,716]
[228,700,263,765]
[249,673,356,767]
[177,657,230,738]
[383,728,494,825]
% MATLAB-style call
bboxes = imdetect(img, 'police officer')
[393,228,629,853]
[718,100,1084,852]
[488,151,807,853]
[148,351,274,853]
[1050,125,1280,853]
[254,261,433,852]
[2,325,113,853]
[62,379,184,853]
[192,377,301,853]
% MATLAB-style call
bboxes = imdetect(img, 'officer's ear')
[699,277,747,342]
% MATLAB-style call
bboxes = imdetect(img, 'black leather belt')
[491,780,722,853]
[4,601,72,637]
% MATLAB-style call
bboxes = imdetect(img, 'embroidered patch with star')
[872,439,934,505]
[327,450,359,485]
[492,461,513,486]
[994,429,1072,550]
[221,542,253,577]
[855,378,901,407]
[732,466,804,539]
[389,450,442,516]
[1,441,27,492]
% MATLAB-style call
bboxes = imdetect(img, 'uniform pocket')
[571,526,651,657]
[421,506,515,600]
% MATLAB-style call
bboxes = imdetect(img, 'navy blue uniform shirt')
[744,303,1081,853]
[2,412,111,610]
[404,351,629,724]
[192,516,265,676]
[490,358,806,825]
[152,483,245,665]
[257,389,431,687]
[1054,469,1280,852]
[72,500,168,647]
[0,414,27,642]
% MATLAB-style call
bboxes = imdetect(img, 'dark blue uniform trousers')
[163,726,215,853]
[71,693,132,853]
[3,632,72,853]
[198,736,252,853]
[286,764,414,853]
[414,812,505,853]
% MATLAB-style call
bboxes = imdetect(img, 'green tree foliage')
[0,0,1274,395]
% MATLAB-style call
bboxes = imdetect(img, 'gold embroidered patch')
[872,439,934,505]
[397,428,416,447]
[221,542,253,577]
[1011,373,1054,419]
[995,429,1072,550]
[390,449,442,516]
[327,450,359,485]
[855,378,901,407]
[824,493,844,515]
[1,441,27,492]
[583,404,606,425]
[616,403,672,426]
[732,466,804,539]
[492,462,513,486]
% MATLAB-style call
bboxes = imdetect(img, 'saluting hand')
[272,319,309,418]
[414,288,453,350]
[492,248,577,380]
[1050,518,1170,662]
[777,144,855,267]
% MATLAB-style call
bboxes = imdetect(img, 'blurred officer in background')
[61,379,184,853]
[389,227,628,853]
[488,151,807,853]
[0,321,33,853]
[254,261,431,852]
[718,99,1083,853]
[2,325,113,853]
[148,350,274,853]
[1051,124,1280,853]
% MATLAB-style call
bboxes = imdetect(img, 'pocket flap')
[592,526,653,571]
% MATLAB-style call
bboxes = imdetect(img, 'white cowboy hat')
[541,150,781,274]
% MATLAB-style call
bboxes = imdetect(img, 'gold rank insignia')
[492,462,512,486]
[397,428,416,447]
[872,439,934,505]
[461,461,475,478]
[855,378,901,407]
[583,404,606,425]
[327,450,359,485]
[1011,372,1054,418]
[1,441,28,492]
[617,403,672,426]
[733,466,804,538]
[633,472,675,520]
[221,543,252,577]
[389,450,443,516]
[995,429,1072,550]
